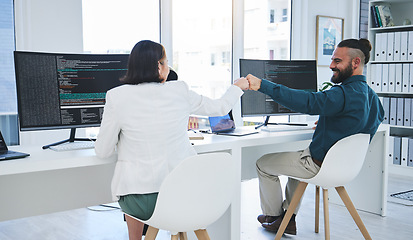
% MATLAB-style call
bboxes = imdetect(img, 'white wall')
[292,0,360,88]
[14,0,83,52]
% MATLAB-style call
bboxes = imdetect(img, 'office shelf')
[368,0,413,174]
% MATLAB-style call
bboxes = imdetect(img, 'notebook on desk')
[208,112,259,136]
[0,131,30,161]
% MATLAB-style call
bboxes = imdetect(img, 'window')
[82,0,160,53]
[172,0,232,99]
[282,8,288,22]
[244,0,290,60]
[0,0,18,145]
[244,0,291,124]
[81,0,160,137]
[270,9,275,23]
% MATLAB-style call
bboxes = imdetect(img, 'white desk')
[0,126,388,240]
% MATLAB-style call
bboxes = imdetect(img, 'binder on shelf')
[389,136,394,165]
[381,32,388,61]
[404,98,411,126]
[374,33,382,61]
[373,64,383,92]
[386,32,394,61]
[402,64,410,93]
[382,97,390,124]
[396,97,404,126]
[394,31,401,61]
[409,138,413,167]
[395,64,402,93]
[411,64,413,93]
[368,64,374,89]
[401,31,408,61]
[386,64,394,92]
[401,137,409,167]
[408,31,413,61]
[389,97,397,125]
[411,98,413,126]
[393,136,401,165]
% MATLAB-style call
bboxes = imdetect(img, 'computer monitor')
[239,59,317,117]
[14,51,129,148]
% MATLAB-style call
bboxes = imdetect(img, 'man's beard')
[330,61,353,84]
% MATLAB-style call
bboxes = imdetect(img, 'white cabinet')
[368,0,413,176]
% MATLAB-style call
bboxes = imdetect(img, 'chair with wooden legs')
[274,133,372,240]
[124,152,236,240]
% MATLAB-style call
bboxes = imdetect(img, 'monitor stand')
[42,128,96,149]
[254,116,308,130]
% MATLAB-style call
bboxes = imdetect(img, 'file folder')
[404,98,411,126]
[372,64,382,92]
[374,32,382,61]
[386,64,394,92]
[401,31,408,61]
[386,32,394,61]
[401,137,409,167]
[397,97,404,126]
[408,138,413,167]
[394,31,401,61]
[380,32,388,61]
[410,64,413,93]
[389,136,394,165]
[395,64,402,92]
[369,64,376,90]
[408,31,413,61]
[402,64,410,93]
[393,136,401,165]
[376,64,385,92]
[411,98,413,126]
[382,97,390,124]
[389,97,397,125]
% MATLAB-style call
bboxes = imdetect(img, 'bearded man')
[245,38,384,235]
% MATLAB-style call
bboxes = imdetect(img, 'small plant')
[319,81,334,91]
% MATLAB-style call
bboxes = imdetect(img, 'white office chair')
[274,133,372,240]
[125,152,236,240]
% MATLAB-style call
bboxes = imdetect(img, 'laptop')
[0,131,30,161]
[208,112,259,136]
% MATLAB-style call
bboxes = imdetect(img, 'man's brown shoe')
[257,215,278,224]
[261,212,297,235]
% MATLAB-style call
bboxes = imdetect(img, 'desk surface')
[0,127,388,240]
[3,128,314,176]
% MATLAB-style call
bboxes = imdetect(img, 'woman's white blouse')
[95,81,243,200]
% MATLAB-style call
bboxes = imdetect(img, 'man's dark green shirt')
[259,75,384,162]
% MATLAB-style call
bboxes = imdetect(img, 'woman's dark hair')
[337,38,372,64]
[121,40,166,84]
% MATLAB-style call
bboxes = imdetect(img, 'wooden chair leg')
[315,185,320,233]
[274,181,308,240]
[323,188,330,240]
[335,186,372,240]
[179,232,188,240]
[194,229,210,240]
[171,234,179,240]
[145,226,159,240]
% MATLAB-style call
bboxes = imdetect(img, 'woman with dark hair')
[95,40,249,240]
